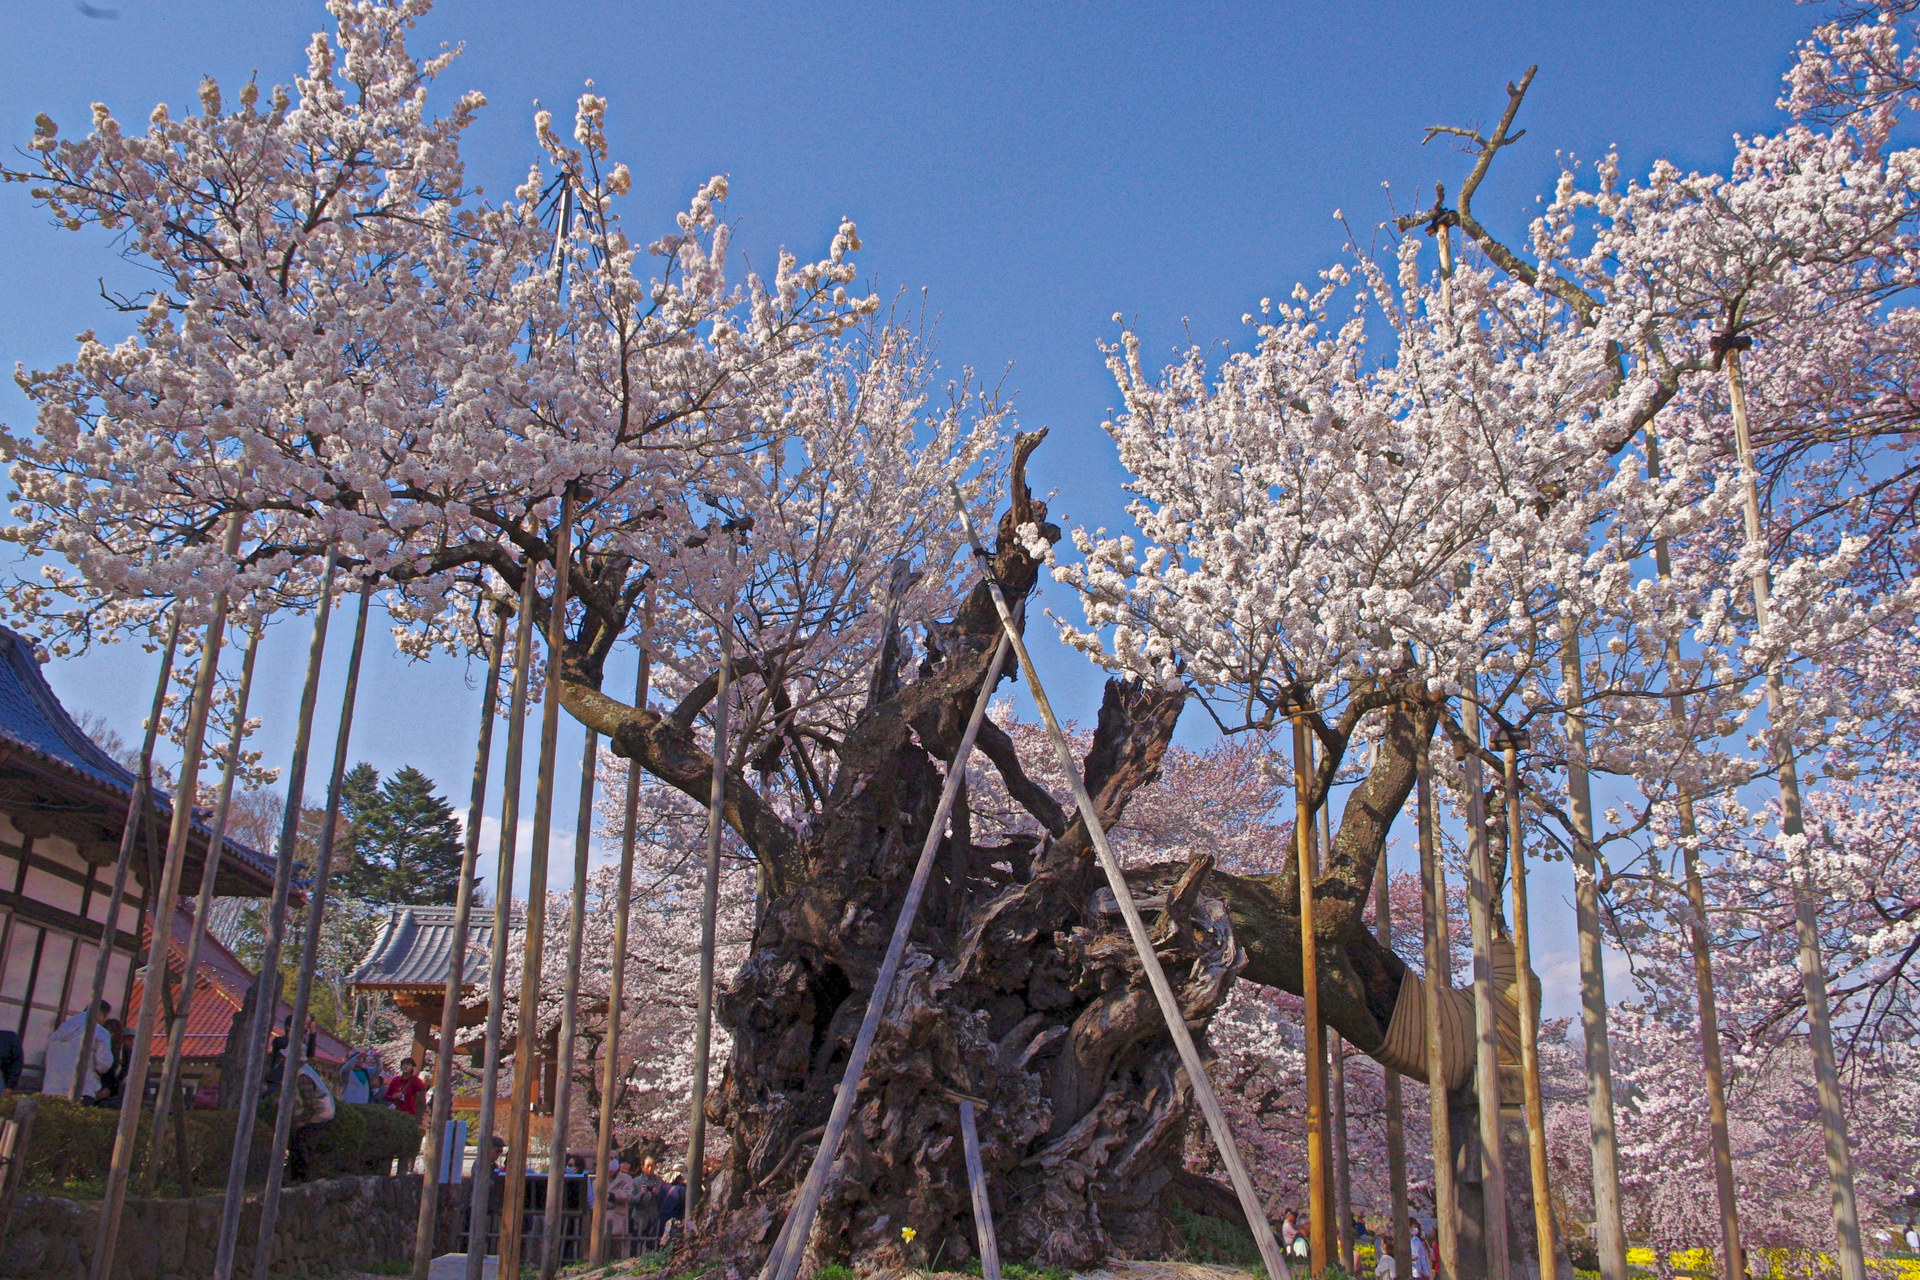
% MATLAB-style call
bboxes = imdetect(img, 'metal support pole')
[92,516,243,1280]
[762,624,1016,1280]
[1377,847,1411,1280]
[498,490,575,1280]
[466,565,540,1280]
[211,552,337,1280]
[1555,617,1628,1280]
[589,632,649,1266]
[1722,341,1864,1280]
[1294,713,1330,1276]
[1493,727,1556,1280]
[252,582,373,1280]
[1460,689,1510,1280]
[686,534,738,1219]
[959,1100,1002,1280]
[410,608,509,1280]
[952,492,1290,1280]
[540,729,597,1280]
[146,619,263,1195]
[1416,742,1460,1280]
[74,611,182,1102]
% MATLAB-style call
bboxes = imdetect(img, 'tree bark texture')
[551,437,1551,1273]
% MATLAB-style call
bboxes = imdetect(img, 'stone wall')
[0,1174,470,1280]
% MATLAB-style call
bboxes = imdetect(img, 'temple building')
[0,626,278,1089]
[348,903,544,1110]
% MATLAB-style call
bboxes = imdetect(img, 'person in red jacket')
[384,1057,428,1117]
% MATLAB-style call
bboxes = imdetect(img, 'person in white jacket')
[41,1001,114,1099]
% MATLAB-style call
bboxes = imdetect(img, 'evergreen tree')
[332,762,388,900]
[358,765,464,904]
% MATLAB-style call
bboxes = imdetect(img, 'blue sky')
[0,0,1821,1015]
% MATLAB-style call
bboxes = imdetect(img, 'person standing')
[605,1158,637,1259]
[384,1056,428,1118]
[1410,1221,1434,1280]
[287,1060,337,1182]
[41,1001,113,1098]
[339,1047,380,1105]
[1376,1235,1399,1280]
[0,1026,21,1096]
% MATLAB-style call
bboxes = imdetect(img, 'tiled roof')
[128,905,351,1064]
[0,627,276,891]
[348,903,515,991]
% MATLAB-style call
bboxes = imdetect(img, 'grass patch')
[1171,1204,1265,1270]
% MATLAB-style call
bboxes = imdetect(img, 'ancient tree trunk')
[562,439,1554,1273]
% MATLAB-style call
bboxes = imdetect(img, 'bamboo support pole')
[211,553,338,1280]
[146,619,264,1195]
[1643,426,1744,1280]
[498,491,575,1280]
[409,608,509,1280]
[1493,728,1556,1280]
[686,533,739,1219]
[539,729,598,1280]
[1460,691,1510,1280]
[1416,743,1460,1280]
[1294,714,1330,1276]
[1721,341,1864,1280]
[252,582,373,1280]
[952,493,1291,1280]
[959,1099,1002,1280]
[1555,617,1628,1280]
[73,611,183,1103]
[91,516,244,1280]
[589,633,649,1266]
[1377,845,1411,1279]
[466,565,540,1280]
[761,623,1016,1280]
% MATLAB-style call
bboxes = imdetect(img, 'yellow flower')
[901,1227,917,1244]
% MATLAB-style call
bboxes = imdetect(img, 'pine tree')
[332,762,388,900]
[359,765,463,905]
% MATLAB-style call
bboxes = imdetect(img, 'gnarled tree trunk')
[561,438,1554,1274]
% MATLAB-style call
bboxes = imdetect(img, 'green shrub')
[300,1101,422,1177]
[0,1095,418,1192]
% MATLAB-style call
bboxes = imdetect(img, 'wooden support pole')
[1555,616,1629,1280]
[589,631,649,1266]
[73,611,182,1103]
[410,607,509,1280]
[959,1099,1002,1280]
[1323,799,1354,1273]
[1377,848,1411,1280]
[686,530,739,1219]
[1493,727,1556,1280]
[252,582,374,1280]
[211,552,338,1280]
[1644,426,1744,1280]
[1417,742,1461,1280]
[499,490,575,1280]
[1293,713,1330,1276]
[1722,340,1864,1280]
[146,619,264,1195]
[951,493,1291,1280]
[540,728,598,1280]
[466,565,540,1280]
[761,621,1016,1280]
[1460,690,1510,1280]
[92,516,244,1280]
